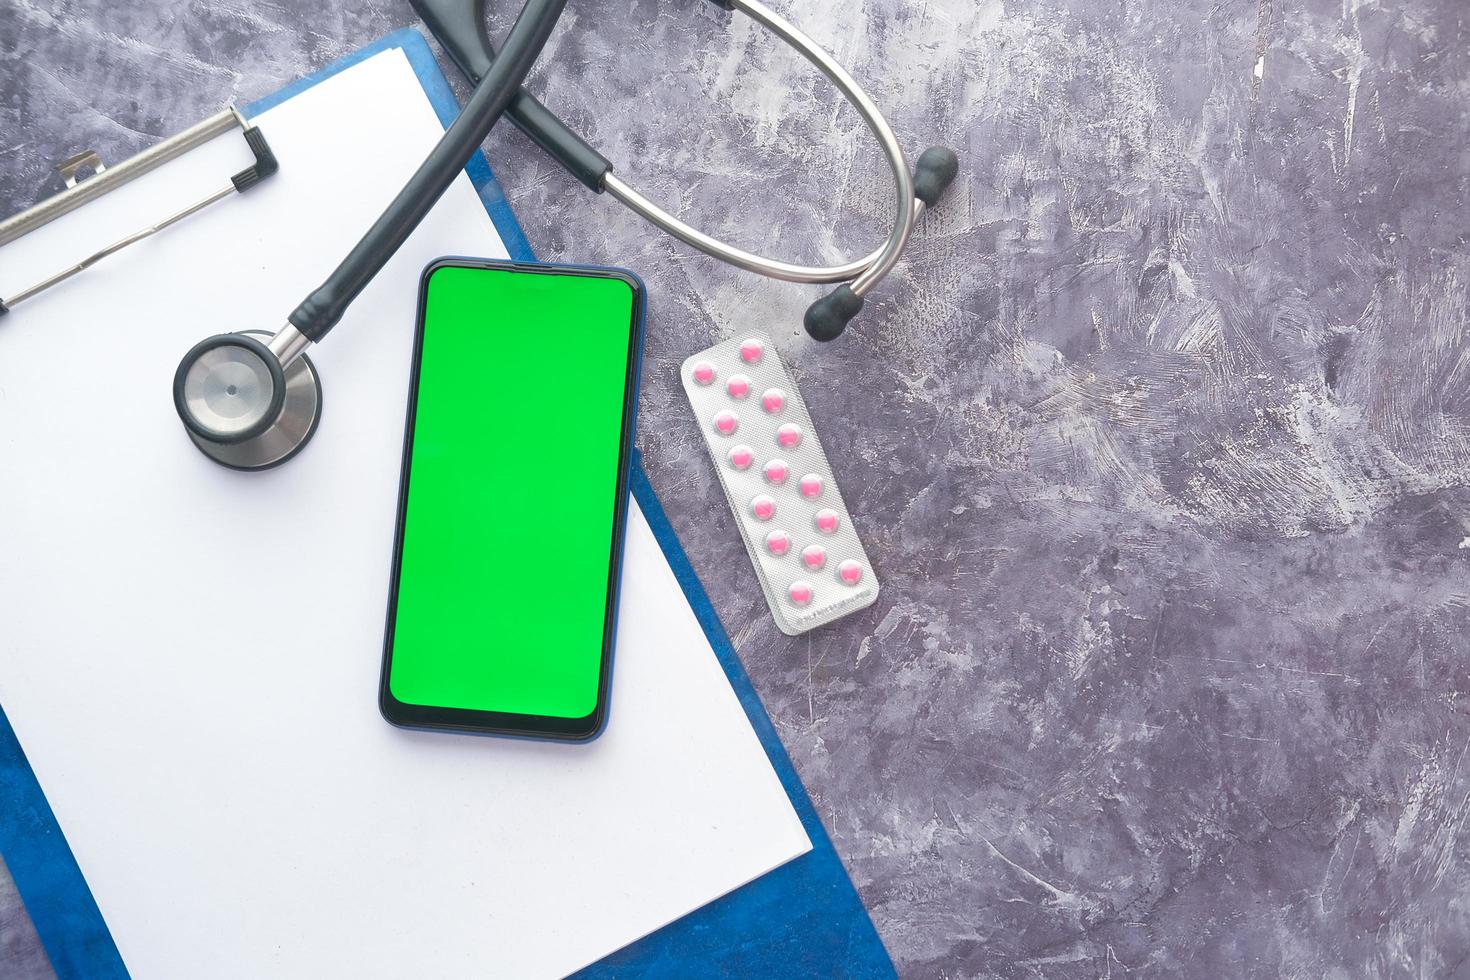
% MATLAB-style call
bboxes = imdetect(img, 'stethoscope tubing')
[718,0,913,298]
[286,0,570,346]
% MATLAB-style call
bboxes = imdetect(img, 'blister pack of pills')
[681,333,879,635]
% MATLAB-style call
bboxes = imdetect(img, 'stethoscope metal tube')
[605,171,927,288]
[267,322,312,367]
[723,0,913,303]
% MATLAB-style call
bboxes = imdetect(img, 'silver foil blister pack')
[682,333,879,635]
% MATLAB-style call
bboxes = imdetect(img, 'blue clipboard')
[0,28,893,979]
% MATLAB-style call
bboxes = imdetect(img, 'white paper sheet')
[0,47,808,979]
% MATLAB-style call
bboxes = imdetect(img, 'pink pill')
[798,473,824,499]
[776,423,803,449]
[765,529,792,556]
[763,459,790,485]
[739,338,765,364]
[788,580,814,608]
[728,445,755,471]
[692,361,716,386]
[815,508,840,534]
[750,495,776,522]
[837,559,863,585]
[761,388,786,414]
[727,374,752,400]
[713,410,739,436]
[801,544,827,571]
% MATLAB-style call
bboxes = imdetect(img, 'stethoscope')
[173,0,958,470]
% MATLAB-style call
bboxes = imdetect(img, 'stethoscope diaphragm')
[173,331,322,471]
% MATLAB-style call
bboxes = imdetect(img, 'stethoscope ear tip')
[805,285,864,342]
[914,146,960,208]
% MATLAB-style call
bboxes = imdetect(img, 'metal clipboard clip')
[0,106,278,317]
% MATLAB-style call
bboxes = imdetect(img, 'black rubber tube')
[289,0,569,341]
[412,0,612,192]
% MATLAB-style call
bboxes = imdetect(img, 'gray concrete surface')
[4,0,1470,976]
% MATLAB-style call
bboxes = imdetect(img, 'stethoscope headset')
[173,0,959,470]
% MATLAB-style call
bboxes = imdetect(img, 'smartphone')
[379,258,644,740]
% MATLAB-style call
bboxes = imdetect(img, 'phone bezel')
[378,257,645,741]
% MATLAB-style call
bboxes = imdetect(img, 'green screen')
[388,264,636,720]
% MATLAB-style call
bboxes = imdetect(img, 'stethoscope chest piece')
[173,330,322,470]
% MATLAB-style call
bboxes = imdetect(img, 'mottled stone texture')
[4,0,1469,977]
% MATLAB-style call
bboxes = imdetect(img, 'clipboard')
[0,27,892,979]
